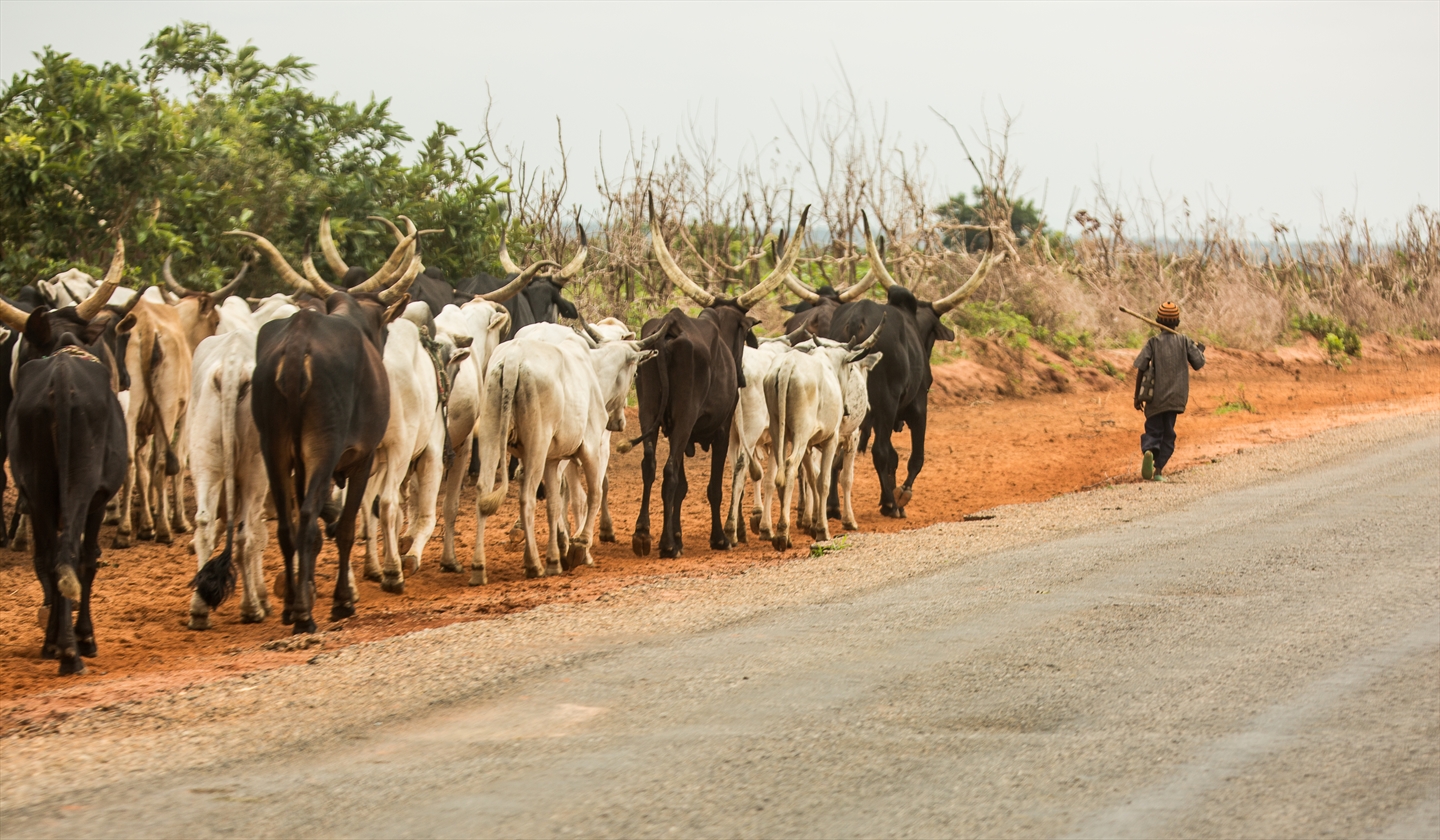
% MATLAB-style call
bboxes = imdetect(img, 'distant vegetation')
[4,22,1437,350]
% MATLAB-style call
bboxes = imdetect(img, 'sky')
[3,0,1436,238]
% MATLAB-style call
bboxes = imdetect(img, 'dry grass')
[486,96,1439,350]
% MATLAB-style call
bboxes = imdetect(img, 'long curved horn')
[161,254,190,295]
[379,250,424,304]
[780,321,815,346]
[369,214,405,244]
[301,238,331,295]
[860,211,901,292]
[225,231,334,297]
[497,227,523,275]
[838,229,883,302]
[0,296,31,331]
[556,222,588,282]
[735,205,810,310]
[575,312,606,344]
[633,328,666,351]
[348,229,419,294]
[211,257,251,301]
[319,208,350,276]
[847,314,886,352]
[75,237,126,320]
[931,252,1002,316]
[479,258,560,302]
[783,273,822,304]
[648,193,716,307]
[395,216,446,275]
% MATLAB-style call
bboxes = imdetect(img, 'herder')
[1133,301,1206,481]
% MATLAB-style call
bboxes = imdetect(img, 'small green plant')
[1293,313,1362,358]
[1215,384,1256,415]
[809,535,849,557]
[1101,360,1123,380]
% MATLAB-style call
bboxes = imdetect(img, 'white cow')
[472,335,613,583]
[431,300,511,572]
[185,299,296,629]
[515,319,653,553]
[360,305,461,594]
[727,338,792,545]
[763,329,883,550]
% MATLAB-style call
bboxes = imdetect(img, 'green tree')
[0,22,507,294]
[936,187,1044,251]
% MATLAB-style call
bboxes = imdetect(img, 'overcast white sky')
[3,1,1436,238]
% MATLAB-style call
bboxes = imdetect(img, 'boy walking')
[1133,301,1206,481]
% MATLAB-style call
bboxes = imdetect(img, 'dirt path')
[2,334,1437,730]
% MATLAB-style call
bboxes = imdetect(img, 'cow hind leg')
[632,437,657,557]
[330,460,370,622]
[440,435,470,572]
[187,468,224,630]
[75,491,107,658]
[598,474,616,543]
[401,443,443,576]
[543,460,565,576]
[518,452,547,578]
[707,428,731,551]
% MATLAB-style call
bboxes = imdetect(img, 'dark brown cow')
[0,242,129,675]
[618,196,809,558]
[223,229,421,634]
[780,241,884,338]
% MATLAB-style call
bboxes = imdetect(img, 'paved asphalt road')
[6,432,1438,839]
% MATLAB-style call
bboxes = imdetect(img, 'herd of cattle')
[1,201,996,674]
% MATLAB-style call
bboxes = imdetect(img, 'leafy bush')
[1293,313,1362,357]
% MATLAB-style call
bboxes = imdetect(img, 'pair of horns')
[860,211,1001,316]
[498,217,588,283]
[783,218,883,306]
[162,253,252,301]
[576,313,662,350]
[226,224,434,300]
[0,238,126,331]
[649,193,810,310]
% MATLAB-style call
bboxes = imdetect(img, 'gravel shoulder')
[2,410,1436,829]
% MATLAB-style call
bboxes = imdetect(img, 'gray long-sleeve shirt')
[1133,332,1206,417]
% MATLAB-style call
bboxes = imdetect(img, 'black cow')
[0,242,129,675]
[619,196,809,558]
[780,248,883,339]
[224,229,421,634]
[825,214,997,518]
[454,227,587,339]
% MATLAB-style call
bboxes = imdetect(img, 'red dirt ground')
[2,334,1437,732]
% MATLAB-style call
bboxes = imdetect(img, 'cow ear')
[382,295,411,324]
[934,321,955,342]
[198,294,215,315]
[117,313,139,334]
[453,334,474,349]
[23,307,52,350]
[447,348,471,369]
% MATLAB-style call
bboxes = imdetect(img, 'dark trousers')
[1141,411,1179,473]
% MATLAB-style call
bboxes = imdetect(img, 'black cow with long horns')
[617,195,809,558]
[220,227,426,633]
[453,224,588,339]
[824,213,997,519]
[1,241,129,675]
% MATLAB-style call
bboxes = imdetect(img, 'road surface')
[5,428,1437,838]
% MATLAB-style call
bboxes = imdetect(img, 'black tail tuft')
[192,547,236,608]
[165,449,181,476]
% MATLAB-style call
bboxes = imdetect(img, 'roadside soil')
[2,333,1437,732]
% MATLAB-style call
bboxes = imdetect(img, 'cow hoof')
[880,505,903,519]
[545,562,562,577]
[41,642,58,660]
[659,546,682,559]
[381,575,405,595]
[469,569,488,586]
[77,636,97,657]
[399,536,415,556]
[440,559,461,573]
[632,533,651,557]
[749,514,762,535]
[58,658,87,676]
[403,554,420,574]
[772,535,791,551]
[188,614,211,631]
[103,513,120,526]
[154,532,173,545]
[842,519,859,531]
[292,618,318,635]
[240,611,266,625]
[507,528,525,549]
[711,534,730,551]
[281,610,294,626]
[896,488,913,508]
[330,603,355,621]
[598,529,616,543]
[137,527,154,541]
[524,565,543,580]
[564,545,589,571]
[363,568,383,583]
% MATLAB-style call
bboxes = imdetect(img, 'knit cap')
[1157,301,1180,322]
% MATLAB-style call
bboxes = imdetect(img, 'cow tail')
[477,359,518,516]
[192,367,239,608]
[51,391,81,602]
[617,326,668,454]
[773,362,792,491]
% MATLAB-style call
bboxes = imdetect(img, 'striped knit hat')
[1157,301,1180,325]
